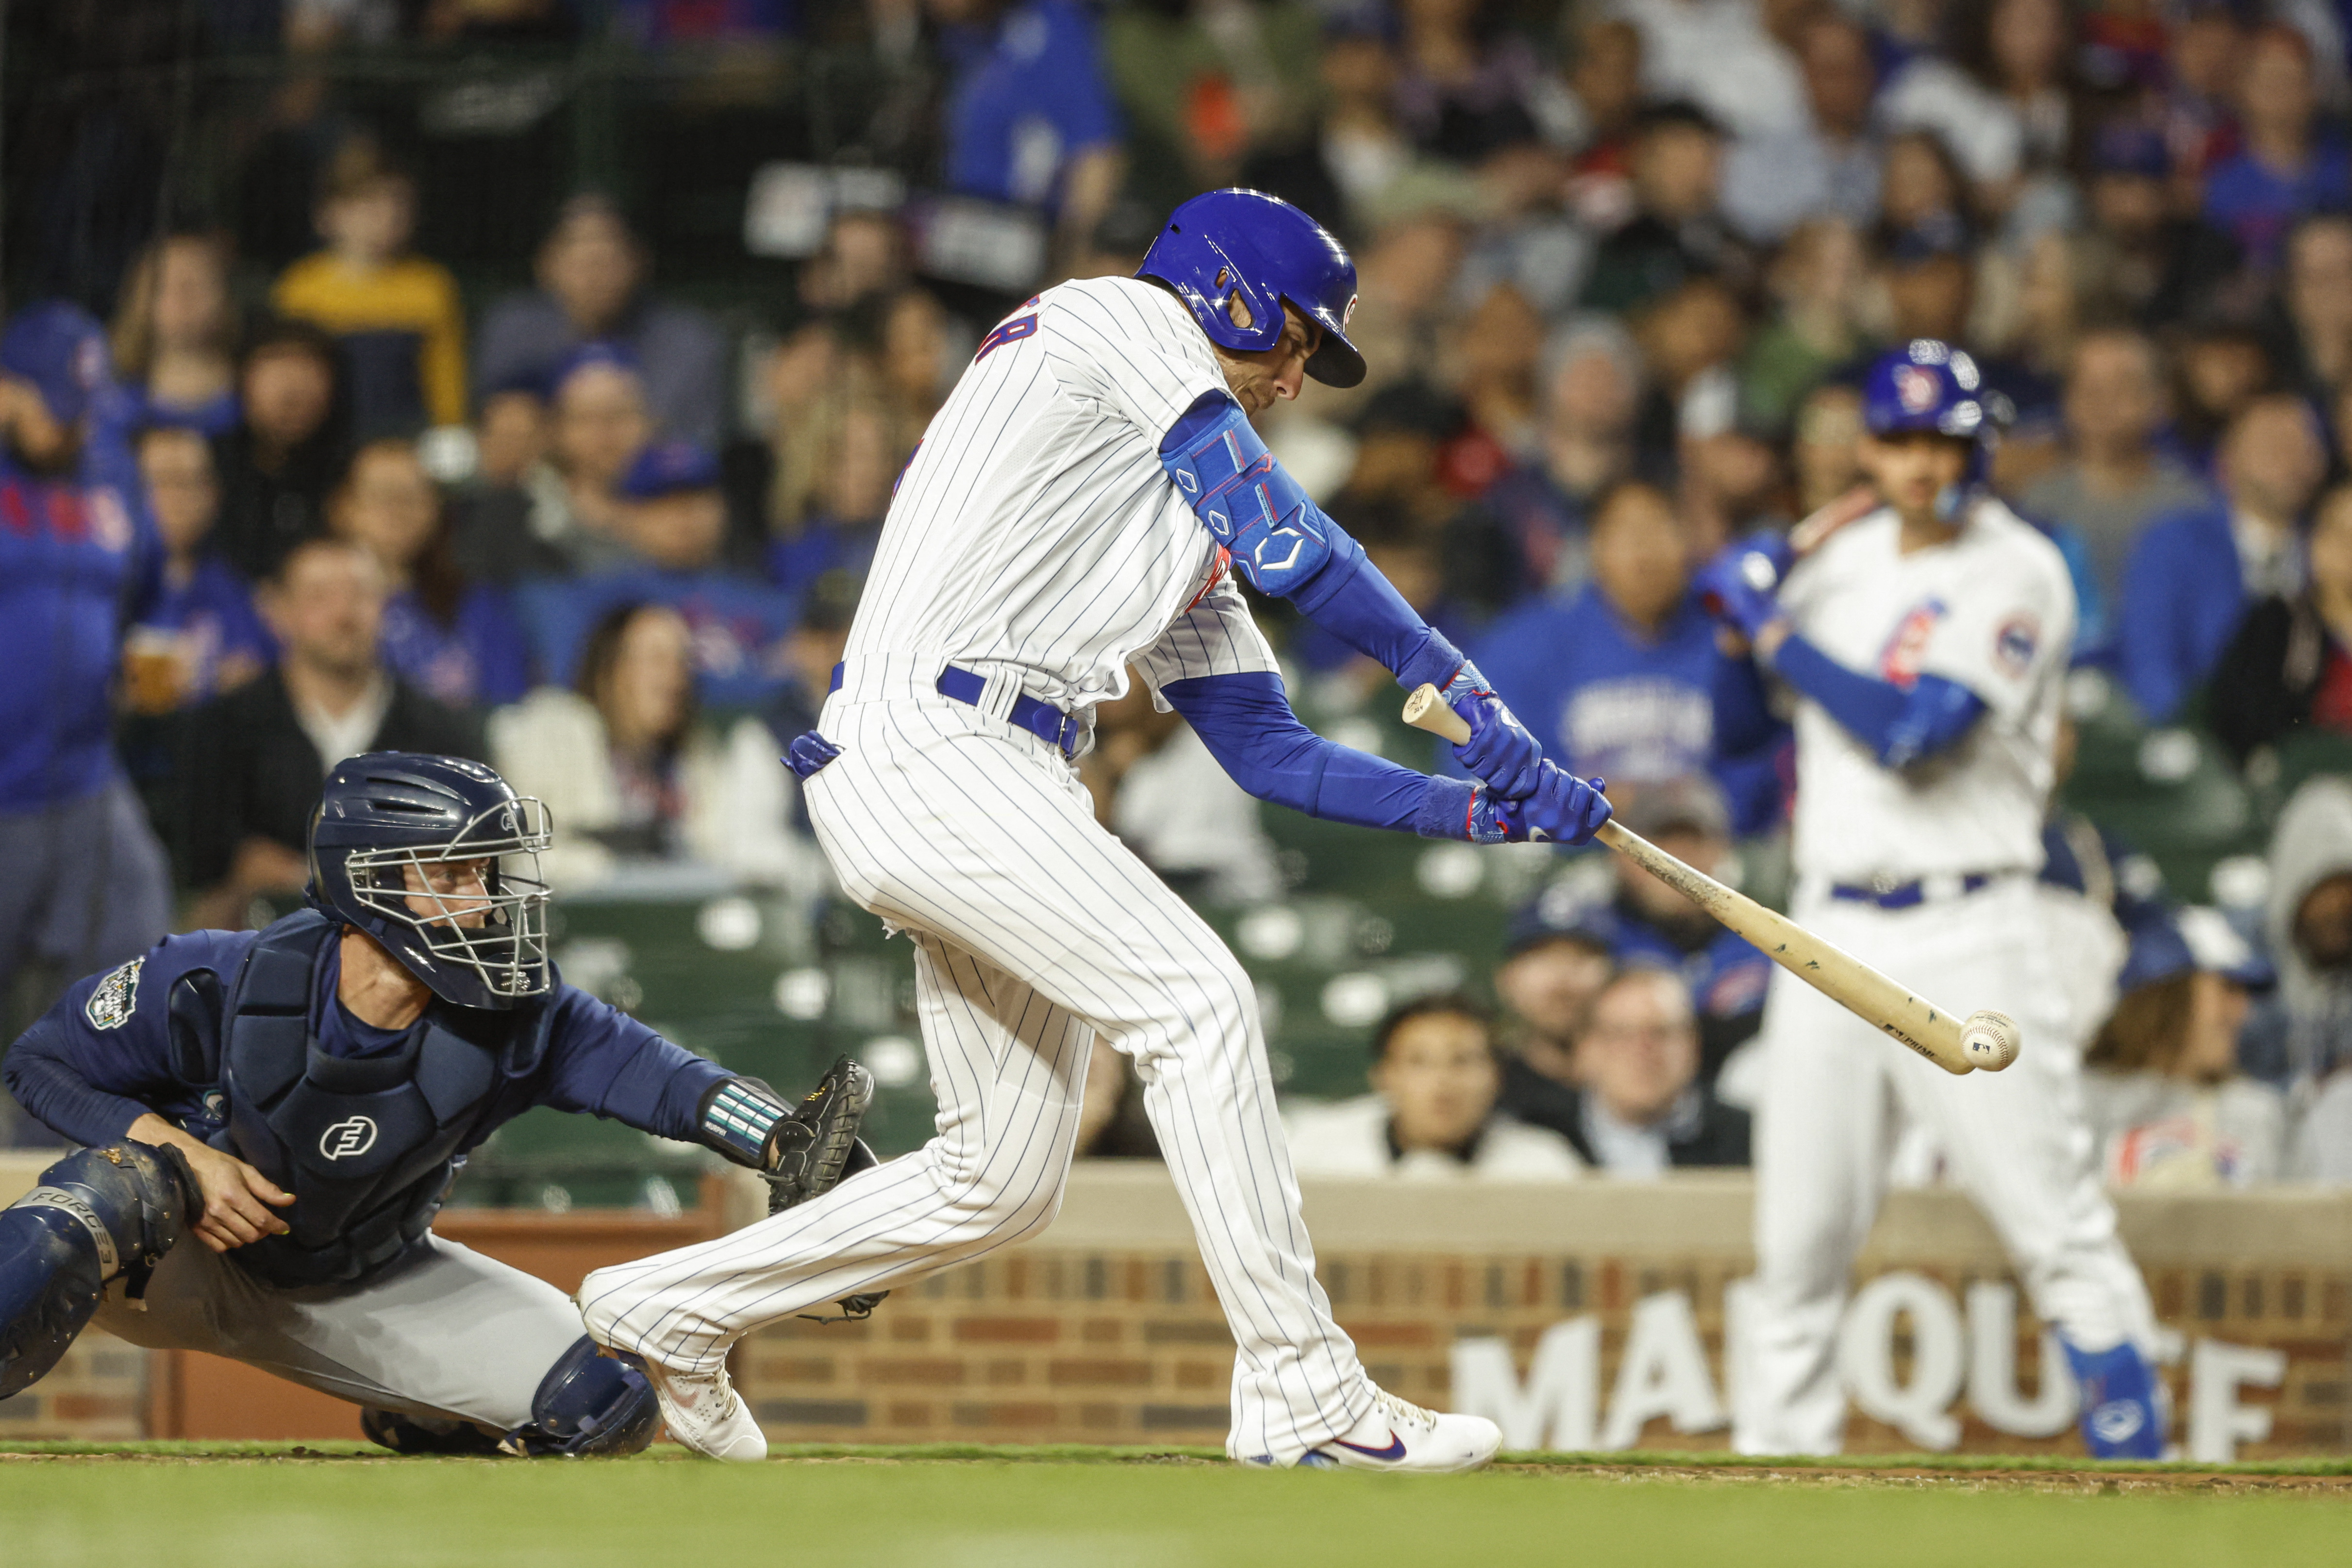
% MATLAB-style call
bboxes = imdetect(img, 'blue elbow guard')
[1161,397,1334,596]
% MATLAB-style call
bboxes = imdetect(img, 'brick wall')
[738,1170,2352,1457]
[0,1331,147,1442]
[6,1155,2349,1454]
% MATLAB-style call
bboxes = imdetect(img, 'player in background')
[575,190,1613,1469]
[1697,341,2167,1459]
[0,752,871,1455]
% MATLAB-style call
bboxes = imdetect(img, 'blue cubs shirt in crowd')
[1470,583,1780,832]
[1615,915,1772,1033]
[0,448,160,811]
[940,0,1121,207]
[1477,462,1594,600]
[137,557,272,704]
[2202,137,2352,270]
[520,567,798,709]
[379,584,533,708]
[767,518,881,613]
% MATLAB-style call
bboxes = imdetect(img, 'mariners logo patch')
[84,958,143,1030]
[1995,613,2040,676]
[1894,365,1941,413]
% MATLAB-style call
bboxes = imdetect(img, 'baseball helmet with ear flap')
[1860,337,2006,485]
[1137,188,1368,389]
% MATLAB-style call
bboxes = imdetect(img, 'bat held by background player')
[1401,683,2019,1077]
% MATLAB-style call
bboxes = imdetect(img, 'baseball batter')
[1697,340,2166,1458]
[576,190,1613,1467]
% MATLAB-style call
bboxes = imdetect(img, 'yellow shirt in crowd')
[271,252,467,428]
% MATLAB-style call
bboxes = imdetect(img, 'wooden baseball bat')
[1401,684,2018,1075]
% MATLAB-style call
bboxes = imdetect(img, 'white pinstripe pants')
[1733,877,2156,1455]
[577,675,1373,1461]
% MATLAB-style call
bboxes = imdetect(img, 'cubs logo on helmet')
[1896,366,1940,414]
[1862,337,1991,447]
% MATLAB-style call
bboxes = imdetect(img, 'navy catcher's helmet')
[1137,189,1367,388]
[306,753,554,1011]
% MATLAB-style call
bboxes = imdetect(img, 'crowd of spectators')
[9,0,2352,1179]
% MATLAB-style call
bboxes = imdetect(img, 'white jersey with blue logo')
[1775,495,2076,884]
[844,274,1279,711]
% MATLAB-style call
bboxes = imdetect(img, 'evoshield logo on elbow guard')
[319,1117,379,1161]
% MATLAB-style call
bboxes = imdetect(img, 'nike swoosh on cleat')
[1331,1429,1407,1462]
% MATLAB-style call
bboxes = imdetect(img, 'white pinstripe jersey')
[1777,496,2077,884]
[843,276,1281,711]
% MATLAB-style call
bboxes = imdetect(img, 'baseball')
[1959,1009,2021,1071]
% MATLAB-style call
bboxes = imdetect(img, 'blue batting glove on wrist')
[1693,539,1787,643]
[1441,660,1545,800]
[784,731,842,780]
[1494,766,1613,846]
[1463,786,1513,844]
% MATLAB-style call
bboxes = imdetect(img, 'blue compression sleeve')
[1163,670,1467,835]
[1288,543,1467,693]
[2,1015,156,1148]
[1772,636,1987,768]
[1160,396,1464,691]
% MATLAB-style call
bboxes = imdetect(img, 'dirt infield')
[7,1440,2352,1493]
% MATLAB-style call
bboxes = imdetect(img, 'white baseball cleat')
[636,1356,767,1463]
[1247,1388,1501,1473]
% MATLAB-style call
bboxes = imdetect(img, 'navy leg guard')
[499,1335,660,1457]
[2063,1339,2167,1459]
[0,1142,193,1400]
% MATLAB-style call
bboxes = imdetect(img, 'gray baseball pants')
[94,1231,585,1430]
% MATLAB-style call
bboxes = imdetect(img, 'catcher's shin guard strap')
[698,1077,790,1169]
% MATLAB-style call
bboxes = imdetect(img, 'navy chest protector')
[215,911,551,1288]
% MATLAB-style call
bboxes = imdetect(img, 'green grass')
[3,1447,2352,1568]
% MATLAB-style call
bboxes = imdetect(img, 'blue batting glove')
[1739,529,1795,585]
[1463,787,1513,845]
[1693,539,1787,643]
[1495,766,1613,846]
[784,731,842,780]
[1440,659,1545,800]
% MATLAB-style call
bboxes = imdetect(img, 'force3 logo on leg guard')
[320,1117,379,1160]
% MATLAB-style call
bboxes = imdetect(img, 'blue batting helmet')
[1862,338,1988,442]
[306,753,554,1010]
[1137,189,1367,388]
